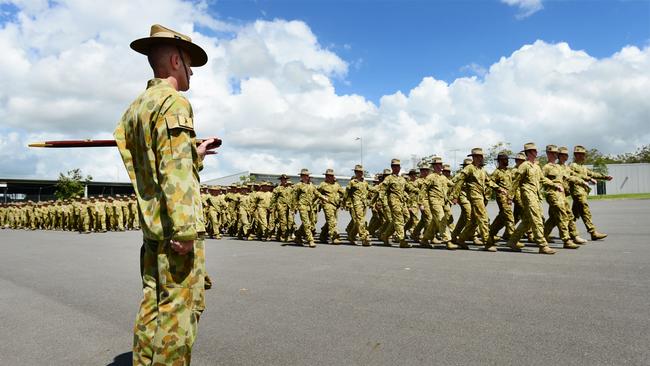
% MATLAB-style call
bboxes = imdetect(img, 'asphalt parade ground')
[1,199,649,365]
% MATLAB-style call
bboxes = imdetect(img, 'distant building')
[588,163,650,195]
[0,178,133,203]
[203,171,352,187]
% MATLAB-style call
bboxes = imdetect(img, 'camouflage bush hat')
[278,174,289,180]
[496,150,510,160]
[545,144,559,153]
[524,142,538,151]
[408,168,417,175]
[515,151,526,161]
[558,146,569,155]
[353,164,364,172]
[390,158,401,166]
[299,168,310,176]
[131,24,208,67]
[574,145,587,154]
[467,147,484,157]
[431,156,443,164]
[462,158,473,166]
[382,168,392,175]
[442,164,451,171]
[324,168,335,176]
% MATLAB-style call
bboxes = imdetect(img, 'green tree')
[239,175,257,184]
[55,169,92,200]
[583,148,609,175]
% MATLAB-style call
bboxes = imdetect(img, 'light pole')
[355,137,363,166]
[448,148,463,171]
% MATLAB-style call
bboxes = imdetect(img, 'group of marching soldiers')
[2,143,612,255]
[0,194,140,233]
[199,143,612,254]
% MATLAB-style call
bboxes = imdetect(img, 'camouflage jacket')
[114,78,205,241]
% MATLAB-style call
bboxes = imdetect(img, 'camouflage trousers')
[459,197,491,244]
[133,237,206,366]
[423,202,451,242]
[508,193,548,247]
[490,194,515,239]
[347,200,369,241]
[544,191,571,241]
[319,203,339,242]
[451,196,471,239]
[571,192,597,234]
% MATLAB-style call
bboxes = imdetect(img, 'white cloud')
[501,0,544,19]
[0,0,648,183]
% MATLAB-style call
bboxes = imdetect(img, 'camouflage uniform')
[114,75,206,365]
[317,171,345,244]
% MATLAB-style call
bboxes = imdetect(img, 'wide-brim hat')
[431,156,443,165]
[462,158,473,166]
[574,145,587,154]
[515,151,526,160]
[324,168,335,176]
[130,24,208,67]
[467,147,484,157]
[442,164,451,171]
[407,168,417,175]
[299,169,310,176]
[353,164,364,172]
[545,144,559,153]
[278,174,289,180]
[524,142,538,151]
[558,146,569,155]
[495,150,510,160]
[390,158,401,166]
[382,168,392,175]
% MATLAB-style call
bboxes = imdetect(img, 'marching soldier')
[451,148,505,251]
[421,157,457,250]
[293,169,328,247]
[380,159,417,248]
[507,143,564,254]
[570,145,613,240]
[489,151,515,241]
[542,145,589,249]
[318,169,345,244]
[271,174,294,242]
[346,165,371,246]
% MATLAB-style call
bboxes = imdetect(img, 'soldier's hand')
[198,138,220,160]
[171,240,194,255]
[451,198,458,205]
[590,178,597,185]
[606,176,613,181]
[498,188,508,196]
[555,184,564,193]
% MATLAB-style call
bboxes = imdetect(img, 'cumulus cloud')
[0,0,648,183]
[501,0,544,19]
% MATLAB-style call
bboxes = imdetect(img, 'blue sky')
[208,0,650,102]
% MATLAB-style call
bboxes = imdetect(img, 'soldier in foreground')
[113,24,219,365]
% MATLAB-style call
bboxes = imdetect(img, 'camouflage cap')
[545,144,559,153]
[323,168,335,176]
[390,158,401,165]
[442,164,451,171]
[353,164,364,172]
[524,142,538,151]
[130,24,208,67]
[558,146,569,155]
[299,168,310,176]
[574,145,587,154]
[467,147,484,157]
[515,151,526,160]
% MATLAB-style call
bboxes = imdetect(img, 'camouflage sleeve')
[509,165,525,197]
[156,97,200,241]
[451,168,468,200]
[586,167,609,180]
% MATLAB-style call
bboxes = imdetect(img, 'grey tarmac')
[0,199,649,365]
